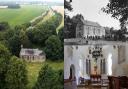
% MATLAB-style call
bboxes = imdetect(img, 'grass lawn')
[26,60,63,89]
[0,5,48,27]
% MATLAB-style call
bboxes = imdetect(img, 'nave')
[64,45,128,89]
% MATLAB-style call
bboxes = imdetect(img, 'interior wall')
[64,44,128,85]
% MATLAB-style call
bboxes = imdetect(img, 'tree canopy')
[33,64,63,89]
[0,44,27,89]
[5,56,28,89]
[44,35,63,60]
[102,0,128,28]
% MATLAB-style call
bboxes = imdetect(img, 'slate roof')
[20,48,45,56]
[80,18,101,27]
[83,20,101,27]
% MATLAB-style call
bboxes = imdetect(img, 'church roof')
[82,20,101,27]
[20,48,45,56]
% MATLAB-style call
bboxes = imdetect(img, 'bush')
[44,35,62,60]
[0,44,28,89]
[0,22,10,31]
[33,64,56,89]
[5,56,28,89]
[33,64,63,89]
[0,44,10,89]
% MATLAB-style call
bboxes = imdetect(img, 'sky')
[0,0,63,3]
[68,0,120,29]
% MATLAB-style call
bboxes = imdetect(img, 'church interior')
[64,44,128,89]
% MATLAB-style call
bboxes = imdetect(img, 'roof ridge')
[83,20,101,27]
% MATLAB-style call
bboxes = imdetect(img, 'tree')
[58,27,64,59]
[0,44,28,89]
[21,22,31,30]
[64,16,72,38]
[4,29,15,41]
[19,29,31,48]
[58,27,64,42]
[71,14,84,38]
[0,44,10,89]
[27,28,54,46]
[5,56,28,89]
[0,43,10,59]
[8,34,21,56]
[54,69,64,89]
[102,0,128,28]
[8,4,20,9]
[33,64,63,89]
[64,0,72,11]
[44,35,62,60]
[0,22,10,31]
[33,64,57,89]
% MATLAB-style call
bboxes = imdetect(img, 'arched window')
[86,59,91,75]
[93,28,95,35]
[98,29,100,35]
[101,59,106,74]
[87,27,89,35]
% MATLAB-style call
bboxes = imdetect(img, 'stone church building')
[20,47,46,62]
[76,18,105,39]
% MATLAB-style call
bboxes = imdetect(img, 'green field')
[0,5,48,27]
[26,60,63,89]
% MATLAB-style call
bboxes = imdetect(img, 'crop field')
[0,5,48,27]
[26,60,63,89]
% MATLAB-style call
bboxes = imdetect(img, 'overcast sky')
[0,0,63,3]
[68,0,120,29]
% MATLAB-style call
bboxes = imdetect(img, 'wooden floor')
[78,85,108,89]
[78,87,107,89]
[64,81,108,89]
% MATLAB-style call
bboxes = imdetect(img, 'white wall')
[64,44,128,85]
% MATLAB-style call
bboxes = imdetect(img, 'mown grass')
[26,60,63,89]
[0,5,48,27]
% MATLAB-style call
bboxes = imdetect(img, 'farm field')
[0,5,49,27]
[26,60,63,89]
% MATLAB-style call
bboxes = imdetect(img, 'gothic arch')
[69,64,75,80]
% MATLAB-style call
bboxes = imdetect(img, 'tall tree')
[64,0,73,38]
[64,0,72,11]
[33,64,57,89]
[8,34,21,57]
[33,64,63,89]
[44,35,62,60]
[0,44,10,89]
[5,56,28,89]
[0,22,10,31]
[102,0,128,28]
[19,29,31,48]
[71,14,84,38]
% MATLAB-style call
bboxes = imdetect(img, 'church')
[64,44,128,89]
[76,18,105,39]
[20,47,46,62]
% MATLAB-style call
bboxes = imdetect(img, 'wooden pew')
[119,76,128,89]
